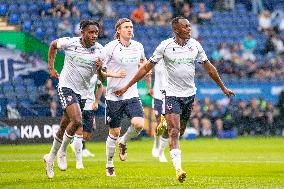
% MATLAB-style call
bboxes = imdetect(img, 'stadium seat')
[0,4,7,16]
[34,27,45,40]
[22,21,32,32]
[8,13,20,25]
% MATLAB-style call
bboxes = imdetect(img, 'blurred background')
[0,0,283,143]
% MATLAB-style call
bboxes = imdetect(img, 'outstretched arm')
[114,61,155,97]
[202,60,235,97]
[48,40,60,78]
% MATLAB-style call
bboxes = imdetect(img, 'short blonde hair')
[114,18,132,39]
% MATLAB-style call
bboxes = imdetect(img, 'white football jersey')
[57,37,103,97]
[100,39,145,101]
[152,60,167,100]
[149,38,208,97]
[83,74,101,111]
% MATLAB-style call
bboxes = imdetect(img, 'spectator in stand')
[211,44,222,61]
[170,0,186,18]
[219,42,231,61]
[276,91,284,134]
[41,0,54,16]
[200,97,213,136]
[190,99,202,135]
[88,0,104,19]
[38,79,57,105]
[233,100,248,135]
[264,33,284,56]
[230,43,243,65]
[182,3,199,39]
[246,98,266,135]
[251,0,264,15]
[271,11,282,34]
[48,101,60,117]
[97,18,109,39]
[258,10,273,35]
[214,0,235,11]
[271,34,284,55]
[101,0,116,18]
[212,102,226,134]
[52,1,69,18]
[7,102,21,119]
[197,3,213,24]
[156,4,172,26]
[241,32,257,61]
[144,2,157,26]
[57,19,73,37]
[264,101,274,134]
[131,3,145,24]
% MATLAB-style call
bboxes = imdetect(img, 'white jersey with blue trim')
[153,60,167,100]
[83,74,101,111]
[100,39,145,101]
[57,37,103,97]
[149,37,208,97]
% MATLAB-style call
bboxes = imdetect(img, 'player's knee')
[131,117,144,130]
[169,128,180,138]
[83,133,92,141]
[109,128,120,138]
[72,117,82,128]
[56,128,65,139]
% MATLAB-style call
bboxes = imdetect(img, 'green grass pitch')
[0,137,284,188]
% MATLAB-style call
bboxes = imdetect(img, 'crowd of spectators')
[189,95,284,137]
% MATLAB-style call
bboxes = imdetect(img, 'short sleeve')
[97,80,102,85]
[195,41,208,63]
[149,42,165,64]
[140,44,146,60]
[98,46,110,68]
[56,37,71,49]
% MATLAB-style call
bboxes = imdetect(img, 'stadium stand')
[0,0,283,136]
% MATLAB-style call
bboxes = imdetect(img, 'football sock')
[170,149,182,171]
[60,131,74,153]
[49,136,62,161]
[119,126,142,145]
[154,134,160,149]
[73,134,83,163]
[159,137,169,156]
[106,134,117,168]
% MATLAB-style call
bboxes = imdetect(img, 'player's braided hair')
[114,18,132,39]
[80,20,100,30]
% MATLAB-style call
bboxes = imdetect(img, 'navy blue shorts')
[105,97,144,128]
[153,98,163,117]
[58,87,86,111]
[82,110,96,133]
[165,95,195,121]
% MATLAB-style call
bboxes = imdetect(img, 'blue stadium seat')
[8,3,18,14]
[22,20,32,32]
[9,13,20,25]
[0,4,7,16]
[34,27,45,40]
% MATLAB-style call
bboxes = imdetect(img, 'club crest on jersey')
[66,96,73,102]
[166,103,173,110]
[188,46,194,51]
[90,48,95,53]
[106,116,112,123]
